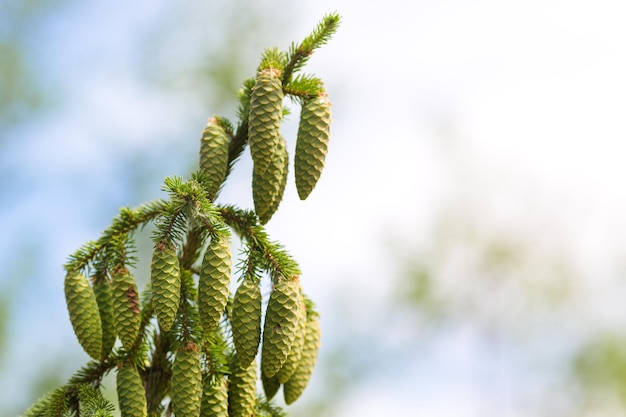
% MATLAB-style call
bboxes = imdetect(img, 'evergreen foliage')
[23,13,340,417]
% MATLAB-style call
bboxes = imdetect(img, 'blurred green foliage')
[397,207,577,328]
[574,334,626,412]
[393,195,626,415]
[0,0,67,132]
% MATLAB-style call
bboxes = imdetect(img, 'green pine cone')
[261,368,280,400]
[116,363,147,417]
[64,271,102,360]
[248,68,284,175]
[284,313,321,405]
[198,232,232,336]
[228,356,257,417]
[92,275,116,360]
[252,135,288,224]
[199,117,230,199]
[172,344,203,417]
[150,241,181,332]
[231,278,262,367]
[294,92,332,200]
[200,375,228,417]
[261,278,301,379]
[111,267,142,351]
[276,294,307,384]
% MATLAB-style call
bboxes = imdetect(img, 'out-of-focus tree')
[384,135,626,416]
[0,0,65,133]
[0,0,70,389]
[291,120,626,416]
[573,333,626,415]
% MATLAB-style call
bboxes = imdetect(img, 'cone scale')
[294,92,332,200]
[200,375,228,417]
[172,344,203,417]
[116,363,147,417]
[198,232,232,336]
[252,135,288,224]
[228,356,257,417]
[261,278,302,379]
[150,241,181,332]
[231,278,262,367]
[92,275,116,359]
[111,267,141,351]
[284,313,322,404]
[248,67,284,174]
[199,117,230,199]
[262,367,281,400]
[64,271,103,360]
[276,293,307,384]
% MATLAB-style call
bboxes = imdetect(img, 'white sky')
[278,0,626,303]
[275,1,626,415]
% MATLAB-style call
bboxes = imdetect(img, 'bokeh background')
[2,1,626,416]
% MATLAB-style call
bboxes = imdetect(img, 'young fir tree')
[23,13,340,417]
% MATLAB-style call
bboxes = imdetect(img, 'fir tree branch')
[152,178,192,245]
[66,199,168,273]
[223,13,340,190]
[174,269,201,345]
[77,383,115,416]
[22,389,55,417]
[282,12,341,85]
[218,205,300,282]
[303,293,320,320]
[68,360,115,385]
[257,47,288,72]
[180,180,229,270]
[179,227,206,270]
[24,15,340,417]
[215,80,253,191]
[283,74,324,99]
[203,328,230,377]
[215,116,234,136]
[46,386,70,417]
[143,328,173,416]
[239,243,263,285]
[157,176,226,251]
[255,396,289,417]
[108,233,138,269]
[221,118,249,189]
[123,283,156,365]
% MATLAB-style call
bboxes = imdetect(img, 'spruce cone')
[198,232,232,336]
[92,275,116,359]
[116,363,147,417]
[172,344,203,417]
[200,375,228,417]
[199,117,230,199]
[248,67,284,174]
[231,278,262,367]
[111,267,141,351]
[276,293,307,383]
[284,313,321,404]
[228,356,257,417]
[64,271,102,360]
[294,92,332,200]
[261,369,280,400]
[261,278,301,378]
[252,135,288,224]
[150,241,181,332]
